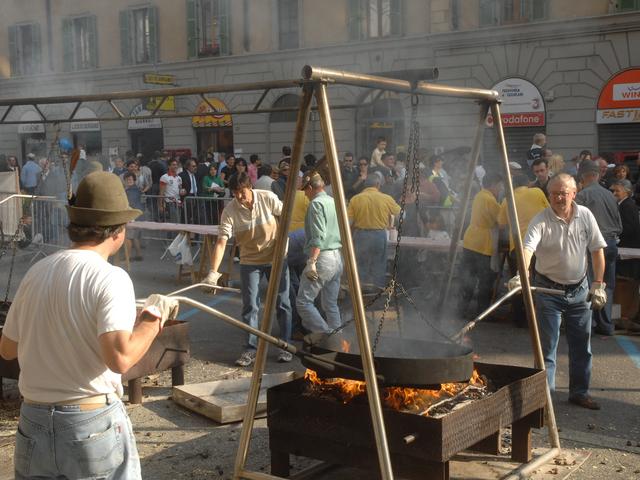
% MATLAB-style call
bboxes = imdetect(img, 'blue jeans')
[240,263,292,348]
[534,275,592,399]
[15,400,141,479]
[353,229,387,288]
[589,238,617,334]
[297,250,344,333]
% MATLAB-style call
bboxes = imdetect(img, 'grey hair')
[613,179,633,194]
[548,173,577,191]
[533,133,546,144]
[365,173,382,188]
[309,175,325,189]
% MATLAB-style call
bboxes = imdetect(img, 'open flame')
[341,339,351,353]
[304,368,486,416]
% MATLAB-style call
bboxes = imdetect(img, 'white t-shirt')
[254,175,275,191]
[160,172,182,203]
[3,250,137,402]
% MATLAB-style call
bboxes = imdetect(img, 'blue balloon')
[59,137,73,151]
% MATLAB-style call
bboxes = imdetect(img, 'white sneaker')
[235,349,256,367]
[277,350,293,363]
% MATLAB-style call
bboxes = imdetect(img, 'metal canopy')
[0,65,559,480]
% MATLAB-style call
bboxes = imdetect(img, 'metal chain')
[371,94,421,353]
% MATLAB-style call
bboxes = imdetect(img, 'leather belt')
[534,272,585,291]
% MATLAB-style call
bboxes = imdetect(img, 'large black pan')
[301,332,474,388]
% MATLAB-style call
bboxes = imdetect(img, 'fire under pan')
[267,363,546,480]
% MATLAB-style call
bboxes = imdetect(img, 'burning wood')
[303,368,491,416]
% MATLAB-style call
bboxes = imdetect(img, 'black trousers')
[459,248,496,316]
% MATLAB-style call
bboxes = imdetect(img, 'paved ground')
[0,240,639,479]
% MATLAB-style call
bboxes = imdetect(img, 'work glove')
[507,274,522,292]
[203,270,222,287]
[305,258,319,282]
[588,282,607,310]
[142,294,180,328]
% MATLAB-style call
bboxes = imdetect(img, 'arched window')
[270,94,300,123]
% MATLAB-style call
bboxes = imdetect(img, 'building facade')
[0,0,639,169]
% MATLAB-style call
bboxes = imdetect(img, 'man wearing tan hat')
[0,171,178,479]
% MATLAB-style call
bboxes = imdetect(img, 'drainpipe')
[46,0,54,72]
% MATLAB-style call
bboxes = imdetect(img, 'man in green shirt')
[296,173,343,332]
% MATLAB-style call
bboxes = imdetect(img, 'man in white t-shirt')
[159,157,183,223]
[0,171,178,479]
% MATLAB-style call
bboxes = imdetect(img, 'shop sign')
[486,78,545,128]
[17,110,45,134]
[192,97,232,127]
[128,104,162,130]
[597,69,640,124]
[70,107,101,132]
[146,96,175,112]
[143,73,175,85]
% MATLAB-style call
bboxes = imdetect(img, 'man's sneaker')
[278,350,293,363]
[235,350,256,367]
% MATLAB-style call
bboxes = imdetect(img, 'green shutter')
[390,0,402,35]
[219,0,230,56]
[31,24,42,73]
[8,25,18,76]
[62,18,73,71]
[88,15,98,68]
[148,6,158,63]
[119,10,131,65]
[479,0,496,26]
[186,0,198,58]
[618,0,637,11]
[347,0,362,40]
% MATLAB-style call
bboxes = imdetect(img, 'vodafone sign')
[487,78,545,128]
[597,69,640,124]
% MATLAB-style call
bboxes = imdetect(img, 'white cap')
[27,153,35,159]
[509,161,522,170]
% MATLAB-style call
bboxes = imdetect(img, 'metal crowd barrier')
[31,196,71,250]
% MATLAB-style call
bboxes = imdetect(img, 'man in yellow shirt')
[460,172,504,317]
[498,173,549,326]
[348,174,401,289]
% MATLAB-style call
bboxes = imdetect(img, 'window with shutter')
[186,0,198,58]
[119,10,131,65]
[64,16,98,71]
[278,0,299,50]
[348,0,402,39]
[194,0,230,57]
[8,23,42,76]
[618,0,640,11]
[120,6,158,65]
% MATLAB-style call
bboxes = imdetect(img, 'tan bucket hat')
[67,171,142,226]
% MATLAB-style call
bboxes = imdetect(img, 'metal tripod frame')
[0,66,560,479]
[231,66,560,480]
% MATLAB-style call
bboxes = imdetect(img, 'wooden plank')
[172,371,300,424]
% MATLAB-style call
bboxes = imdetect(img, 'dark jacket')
[618,196,640,248]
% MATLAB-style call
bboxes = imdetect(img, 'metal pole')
[303,65,498,102]
[490,102,561,449]
[233,85,315,479]
[314,83,395,480]
[440,105,487,309]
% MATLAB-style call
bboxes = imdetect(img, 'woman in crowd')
[548,153,565,176]
[202,163,225,223]
[611,179,640,278]
[220,155,236,187]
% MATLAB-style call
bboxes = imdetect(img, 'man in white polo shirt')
[203,171,292,366]
[509,173,606,410]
